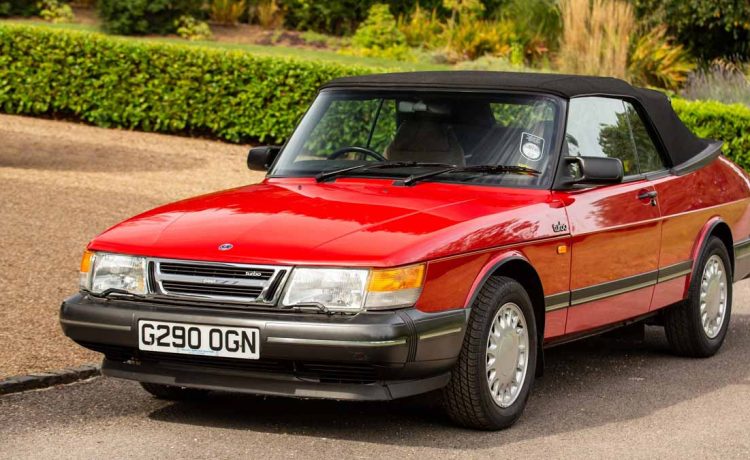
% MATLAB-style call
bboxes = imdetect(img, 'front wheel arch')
[465,256,546,374]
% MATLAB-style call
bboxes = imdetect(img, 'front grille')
[160,281,263,299]
[152,259,290,306]
[159,263,274,281]
[296,362,378,384]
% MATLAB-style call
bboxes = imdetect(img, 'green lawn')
[0,19,448,71]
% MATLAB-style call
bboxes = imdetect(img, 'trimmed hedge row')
[0,24,372,143]
[672,99,750,170]
[0,24,748,168]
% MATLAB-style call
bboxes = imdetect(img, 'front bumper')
[60,294,469,400]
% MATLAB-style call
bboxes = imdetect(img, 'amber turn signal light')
[367,264,425,292]
[80,250,94,273]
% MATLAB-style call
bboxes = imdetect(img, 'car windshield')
[270,90,562,188]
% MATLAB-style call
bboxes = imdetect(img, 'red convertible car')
[61,72,750,430]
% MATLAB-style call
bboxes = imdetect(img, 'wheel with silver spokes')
[699,255,727,339]
[486,302,529,408]
[665,236,732,357]
[443,276,537,430]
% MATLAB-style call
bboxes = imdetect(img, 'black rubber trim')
[570,270,658,306]
[657,260,693,282]
[102,358,450,401]
[544,292,570,312]
[734,238,750,259]
[396,310,418,362]
[669,141,722,176]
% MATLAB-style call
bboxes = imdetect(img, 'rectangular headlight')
[281,268,368,312]
[281,264,426,313]
[80,251,147,296]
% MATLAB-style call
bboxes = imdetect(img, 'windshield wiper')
[401,165,541,186]
[315,161,455,183]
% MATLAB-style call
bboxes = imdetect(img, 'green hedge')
[0,24,372,143]
[0,24,749,167]
[672,99,750,170]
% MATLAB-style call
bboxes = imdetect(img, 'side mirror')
[247,146,281,171]
[563,156,623,185]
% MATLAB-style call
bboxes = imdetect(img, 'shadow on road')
[146,315,750,450]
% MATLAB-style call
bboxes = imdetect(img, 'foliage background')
[0,23,748,167]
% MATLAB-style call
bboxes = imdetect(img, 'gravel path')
[0,114,264,378]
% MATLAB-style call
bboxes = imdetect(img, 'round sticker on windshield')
[520,132,544,162]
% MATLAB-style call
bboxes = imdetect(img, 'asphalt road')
[2,284,750,459]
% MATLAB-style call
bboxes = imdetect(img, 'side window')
[565,97,638,176]
[624,101,666,173]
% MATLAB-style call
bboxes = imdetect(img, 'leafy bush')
[634,0,750,62]
[256,0,284,29]
[672,99,750,170]
[0,24,373,143]
[97,0,203,35]
[351,4,404,50]
[0,0,38,16]
[175,15,213,41]
[398,4,446,49]
[38,0,74,23]
[343,4,412,60]
[210,0,246,26]
[628,25,695,91]
[497,0,561,61]
[281,0,369,36]
[281,0,448,36]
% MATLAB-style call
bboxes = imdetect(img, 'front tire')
[664,236,732,357]
[442,276,537,430]
[140,382,209,401]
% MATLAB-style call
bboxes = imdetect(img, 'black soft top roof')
[322,71,720,171]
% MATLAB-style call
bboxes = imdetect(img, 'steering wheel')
[328,146,386,162]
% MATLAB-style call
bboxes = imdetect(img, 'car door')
[562,97,662,333]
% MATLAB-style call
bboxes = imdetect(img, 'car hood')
[89,178,563,267]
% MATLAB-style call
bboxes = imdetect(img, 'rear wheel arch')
[692,219,734,279]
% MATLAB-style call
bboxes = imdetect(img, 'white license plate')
[138,320,260,360]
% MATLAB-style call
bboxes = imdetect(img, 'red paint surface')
[88,156,750,341]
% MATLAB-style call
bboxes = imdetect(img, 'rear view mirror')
[247,146,281,171]
[563,156,623,185]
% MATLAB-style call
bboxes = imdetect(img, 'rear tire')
[442,276,537,430]
[664,236,732,357]
[140,382,209,401]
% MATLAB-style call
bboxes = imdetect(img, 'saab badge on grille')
[218,243,234,251]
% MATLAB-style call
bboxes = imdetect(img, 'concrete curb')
[0,364,101,396]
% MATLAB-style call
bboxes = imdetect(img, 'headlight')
[281,264,425,312]
[80,251,147,295]
[281,268,369,312]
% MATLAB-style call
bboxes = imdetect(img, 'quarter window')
[624,101,666,173]
[565,97,665,177]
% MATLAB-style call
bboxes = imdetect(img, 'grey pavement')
[2,281,750,459]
